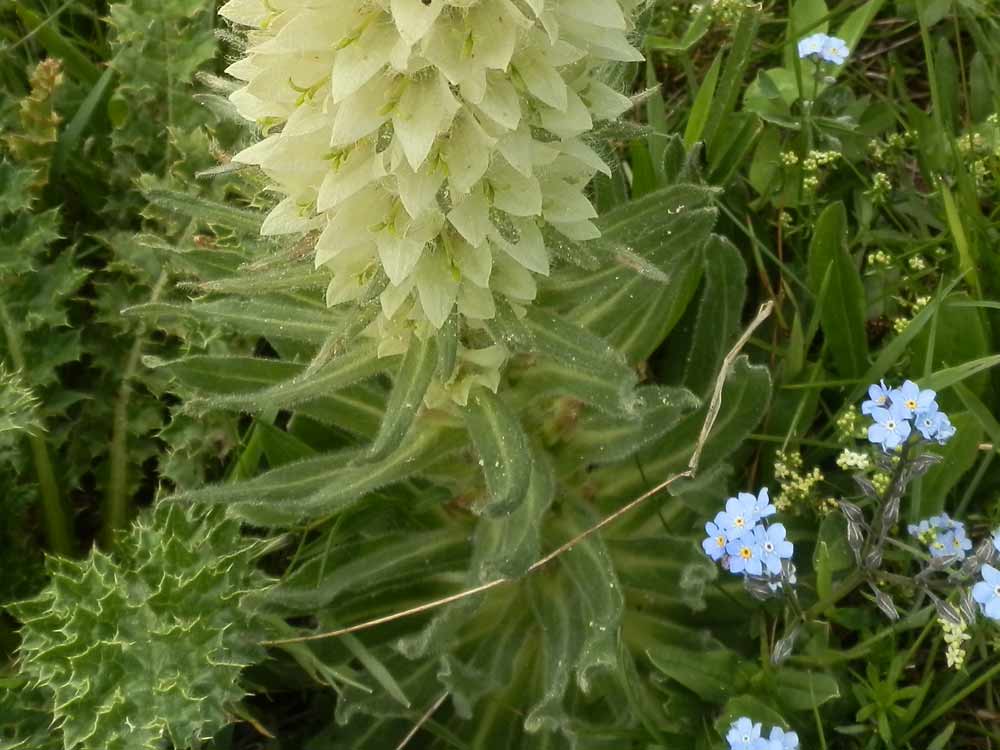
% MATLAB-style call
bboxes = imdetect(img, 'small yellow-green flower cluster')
[835,409,866,441]
[773,450,825,513]
[691,0,760,25]
[780,150,799,166]
[939,616,971,670]
[835,449,870,472]
[871,471,891,496]
[865,249,891,270]
[866,171,891,204]
[801,149,840,192]
[868,131,913,164]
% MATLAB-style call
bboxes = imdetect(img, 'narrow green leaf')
[913,412,982,520]
[525,576,580,733]
[568,386,700,464]
[707,112,763,186]
[339,633,411,708]
[141,186,264,234]
[928,722,956,750]
[509,360,639,416]
[702,10,760,149]
[806,202,868,377]
[463,387,532,516]
[837,0,886,53]
[939,182,979,295]
[556,511,624,693]
[125,297,346,344]
[921,354,1000,393]
[473,447,555,581]
[814,541,833,602]
[53,61,117,177]
[684,53,723,148]
[149,355,302,393]
[189,427,466,527]
[367,336,436,461]
[647,644,740,703]
[681,236,748,396]
[521,308,636,381]
[269,529,470,611]
[257,422,317,467]
[596,357,771,501]
[193,342,391,413]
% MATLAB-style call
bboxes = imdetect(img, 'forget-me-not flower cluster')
[726,717,799,750]
[907,513,973,560]
[797,33,850,64]
[862,379,955,452]
[702,488,794,581]
[973,564,1000,621]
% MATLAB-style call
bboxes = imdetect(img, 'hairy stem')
[0,301,73,556]
[102,270,169,547]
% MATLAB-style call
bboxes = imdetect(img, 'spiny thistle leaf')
[9,505,273,750]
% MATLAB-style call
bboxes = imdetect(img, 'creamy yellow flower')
[221,0,641,337]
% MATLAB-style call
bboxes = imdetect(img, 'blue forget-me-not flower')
[861,379,955,451]
[727,535,764,576]
[892,380,938,418]
[702,488,794,587]
[862,380,892,415]
[908,513,972,561]
[702,512,729,562]
[972,564,1000,621]
[767,727,800,750]
[820,35,850,64]
[797,32,850,64]
[868,403,912,451]
[727,717,766,750]
[757,524,794,575]
[719,494,760,539]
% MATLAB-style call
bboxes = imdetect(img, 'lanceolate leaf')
[192,341,391,413]
[267,529,471,611]
[595,356,772,502]
[508,360,639,416]
[149,355,302,394]
[521,308,637,382]
[555,512,624,694]
[806,202,868,378]
[680,236,748,396]
[124,297,346,344]
[567,385,701,464]
[540,185,717,363]
[172,427,465,526]
[473,446,556,581]
[225,427,466,527]
[524,575,582,734]
[463,388,533,517]
[367,335,437,461]
[142,186,264,234]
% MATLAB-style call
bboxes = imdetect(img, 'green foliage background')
[2,0,1000,749]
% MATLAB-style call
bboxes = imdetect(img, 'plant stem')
[102,270,168,547]
[0,301,73,556]
[805,570,865,619]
